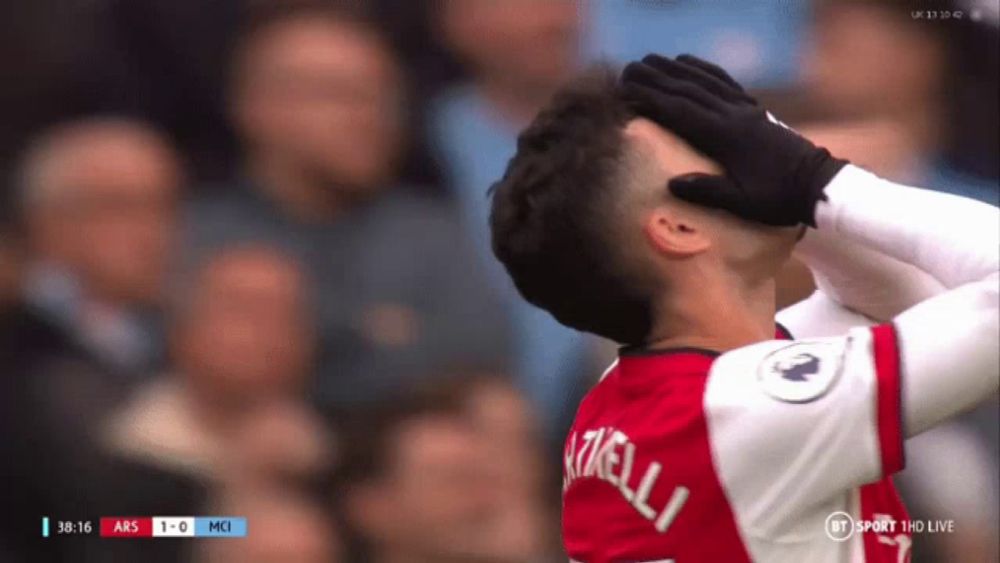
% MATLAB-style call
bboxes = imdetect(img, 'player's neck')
[645,274,777,353]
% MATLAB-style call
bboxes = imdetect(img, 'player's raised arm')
[620,54,998,438]
[813,165,998,435]
[779,229,946,336]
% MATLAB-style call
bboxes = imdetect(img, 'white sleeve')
[777,290,873,338]
[704,331,904,531]
[710,165,999,531]
[813,165,999,436]
[818,165,998,290]
[777,226,947,338]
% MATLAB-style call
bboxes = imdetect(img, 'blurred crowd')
[0,1,996,562]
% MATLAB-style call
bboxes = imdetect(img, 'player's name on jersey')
[564,427,689,534]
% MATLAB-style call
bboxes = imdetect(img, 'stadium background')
[0,0,996,561]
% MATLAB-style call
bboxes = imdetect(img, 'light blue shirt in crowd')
[920,163,999,207]
[585,0,809,88]
[431,87,592,435]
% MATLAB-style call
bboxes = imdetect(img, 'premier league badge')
[757,342,843,403]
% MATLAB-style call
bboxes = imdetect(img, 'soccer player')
[488,55,998,563]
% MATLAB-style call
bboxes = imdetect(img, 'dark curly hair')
[490,68,656,344]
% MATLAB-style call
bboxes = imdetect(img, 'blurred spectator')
[95,0,243,183]
[334,389,525,563]
[19,117,181,375]
[0,221,22,309]
[97,245,333,563]
[430,0,594,438]
[187,1,508,407]
[93,0,452,189]
[104,245,322,483]
[439,0,581,124]
[587,0,808,88]
[800,118,924,180]
[0,0,106,202]
[201,488,340,563]
[805,0,998,203]
[939,0,1000,181]
[222,397,334,490]
[807,1,947,122]
[421,374,559,561]
[366,0,467,192]
[2,117,182,562]
[900,423,1000,563]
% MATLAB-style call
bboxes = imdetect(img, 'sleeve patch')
[756,342,844,403]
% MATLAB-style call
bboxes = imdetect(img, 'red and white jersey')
[562,325,910,563]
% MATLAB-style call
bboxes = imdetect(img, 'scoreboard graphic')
[42,516,247,538]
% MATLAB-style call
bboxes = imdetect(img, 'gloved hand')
[619,54,847,227]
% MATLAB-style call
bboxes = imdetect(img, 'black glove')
[619,54,847,227]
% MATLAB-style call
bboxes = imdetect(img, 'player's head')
[490,69,797,344]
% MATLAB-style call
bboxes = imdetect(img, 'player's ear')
[643,202,711,258]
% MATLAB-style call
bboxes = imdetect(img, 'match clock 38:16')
[43,518,95,537]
